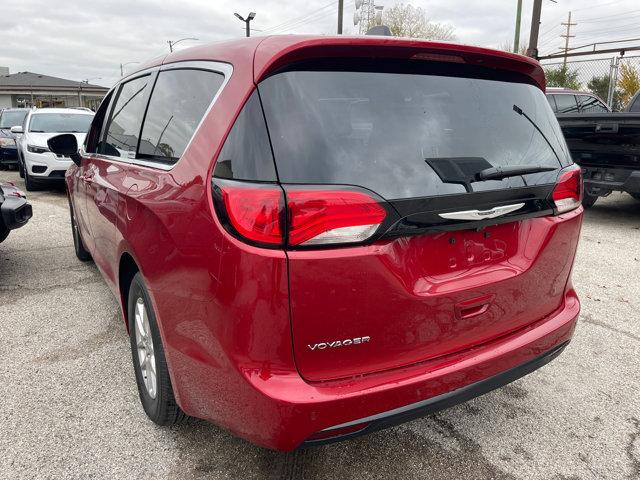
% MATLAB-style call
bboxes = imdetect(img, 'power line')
[272,3,355,35]
[539,23,562,39]
[578,8,640,23]
[261,1,337,33]
[578,20,640,36]
[277,7,345,34]
[571,0,622,13]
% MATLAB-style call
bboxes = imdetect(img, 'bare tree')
[383,3,455,40]
[499,41,528,56]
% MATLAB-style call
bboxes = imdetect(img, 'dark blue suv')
[0,108,29,168]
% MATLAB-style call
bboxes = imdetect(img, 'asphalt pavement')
[1,169,638,480]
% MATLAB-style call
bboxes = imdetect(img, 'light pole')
[234,12,256,37]
[167,37,199,52]
[120,62,139,77]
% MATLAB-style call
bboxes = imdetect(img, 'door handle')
[595,123,618,133]
[455,294,495,320]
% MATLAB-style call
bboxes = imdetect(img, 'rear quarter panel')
[112,56,297,422]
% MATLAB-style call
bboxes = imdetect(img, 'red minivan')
[48,36,583,451]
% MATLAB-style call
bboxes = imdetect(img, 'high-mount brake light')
[286,189,387,246]
[219,185,283,245]
[552,167,583,214]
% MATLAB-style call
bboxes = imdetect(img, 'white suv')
[13,108,93,191]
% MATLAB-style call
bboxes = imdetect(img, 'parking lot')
[0,168,638,479]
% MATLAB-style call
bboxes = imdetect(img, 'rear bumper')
[581,166,640,195]
[180,288,580,451]
[0,146,18,165]
[301,341,568,447]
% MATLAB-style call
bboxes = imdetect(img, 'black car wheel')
[17,152,24,179]
[69,204,92,261]
[24,170,39,192]
[582,193,598,208]
[0,224,9,243]
[128,272,186,426]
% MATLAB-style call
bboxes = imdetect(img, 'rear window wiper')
[426,156,558,192]
[513,104,562,164]
[477,165,557,181]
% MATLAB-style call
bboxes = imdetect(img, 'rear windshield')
[0,110,28,129]
[259,66,569,200]
[29,113,93,133]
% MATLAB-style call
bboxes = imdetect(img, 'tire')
[69,204,92,261]
[18,153,24,179]
[0,224,9,244]
[24,169,39,192]
[128,272,186,426]
[582,193,598,208]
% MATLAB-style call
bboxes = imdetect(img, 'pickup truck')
[0,181,32,243]
[547,88,640,207]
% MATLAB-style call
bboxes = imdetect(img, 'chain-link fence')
[540,55,640,111]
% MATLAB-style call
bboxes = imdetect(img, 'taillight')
[286,189,387,246]
[552,167,583,214]
[217,183,284,245]
[213,180,387,248]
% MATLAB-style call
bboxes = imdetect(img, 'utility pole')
[526,0,542,59]
[338,0,344,34]
[560,11,576,67]
[514,0,523,53]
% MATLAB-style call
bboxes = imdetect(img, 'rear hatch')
[557,113,640,169]
[212,55,580,382]
[259,59,578,382]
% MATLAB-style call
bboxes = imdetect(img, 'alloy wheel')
[134,298,157,399]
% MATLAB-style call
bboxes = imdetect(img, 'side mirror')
[10,126,23,134]
[47,134,81,166]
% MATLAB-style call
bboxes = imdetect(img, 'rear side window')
[213,91,277,181]
[553,94,579,113]
[139,69,224,165]
[546,94,558,112]
[259,67,567,200]
[629,94,640,112]
[101,75,150,158]
[85,91,113,153]
[577,95,608,113]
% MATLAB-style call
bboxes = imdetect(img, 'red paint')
[66,36,580,451]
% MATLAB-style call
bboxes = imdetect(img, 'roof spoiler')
[254,37,546,91]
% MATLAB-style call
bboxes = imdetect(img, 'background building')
[0,67,108,111]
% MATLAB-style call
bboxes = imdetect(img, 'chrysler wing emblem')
[438,203,525,221]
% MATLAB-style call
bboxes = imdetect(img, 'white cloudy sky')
[1,0,638,88]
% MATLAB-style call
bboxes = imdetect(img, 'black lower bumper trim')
[300,341,568,448]
[1,196,33,230]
